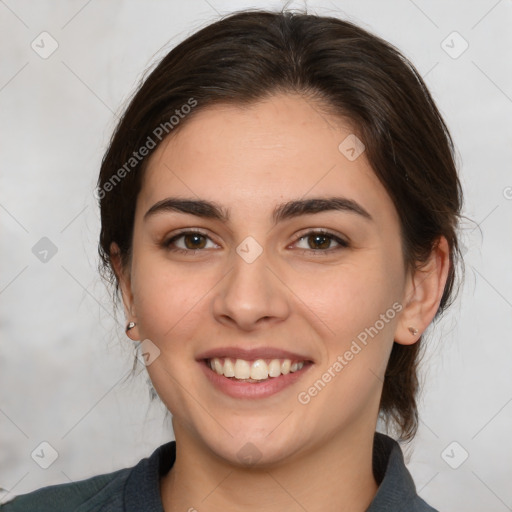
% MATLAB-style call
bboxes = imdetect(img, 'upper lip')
[196,346,314,363]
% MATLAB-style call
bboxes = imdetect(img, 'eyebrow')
[144,196,373,224]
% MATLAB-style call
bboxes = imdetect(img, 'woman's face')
[118,93,413,465]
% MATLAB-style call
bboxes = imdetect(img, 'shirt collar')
[124,432,428,512]
[367,432,425,511]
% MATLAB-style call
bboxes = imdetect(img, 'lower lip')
[198,360,313,399]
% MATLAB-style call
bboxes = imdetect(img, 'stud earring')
[126,321,136,332]
[408,326,419,336]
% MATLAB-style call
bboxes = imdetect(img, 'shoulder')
[0,441,176,512]
[0,467,131,512]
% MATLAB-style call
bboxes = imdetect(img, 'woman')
[1,8,463,512]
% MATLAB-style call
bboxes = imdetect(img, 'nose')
[212,248,291,331]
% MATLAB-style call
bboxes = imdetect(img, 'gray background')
[1,0,511,510]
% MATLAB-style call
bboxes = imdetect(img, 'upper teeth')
[208,358,305,380]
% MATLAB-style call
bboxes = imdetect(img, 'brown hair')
[97,8,464,440]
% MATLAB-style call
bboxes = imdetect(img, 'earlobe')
[394,236,450,346]
[110,242,139,340]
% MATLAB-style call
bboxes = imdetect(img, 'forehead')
[138,93,396,226]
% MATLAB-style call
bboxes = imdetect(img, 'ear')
[394,236,450,345]
[110,242,139,340]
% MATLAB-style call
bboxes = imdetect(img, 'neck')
[160,423,379,512]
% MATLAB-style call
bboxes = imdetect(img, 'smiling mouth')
[204,357,312,382]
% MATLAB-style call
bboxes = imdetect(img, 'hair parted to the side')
[97,8,465,441]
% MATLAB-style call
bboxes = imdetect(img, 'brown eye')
[183,233,207,249]
[293,230,349,253]
[307,233,332,250]
[164,230,218,254]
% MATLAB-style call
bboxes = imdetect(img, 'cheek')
[292,255,400,338]
[294,264,400,415]
[130,251,214,343]
[290,254,402,410]
[129,255,213,417]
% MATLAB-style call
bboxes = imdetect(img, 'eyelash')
[163,229,349,256]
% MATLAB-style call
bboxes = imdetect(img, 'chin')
[200,427,303,468]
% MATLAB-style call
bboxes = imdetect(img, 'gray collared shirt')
[0,433,438,511]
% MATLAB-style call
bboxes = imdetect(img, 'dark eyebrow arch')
[144,197,373,223]
[273,197,373,224]
[144,198,230,222]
